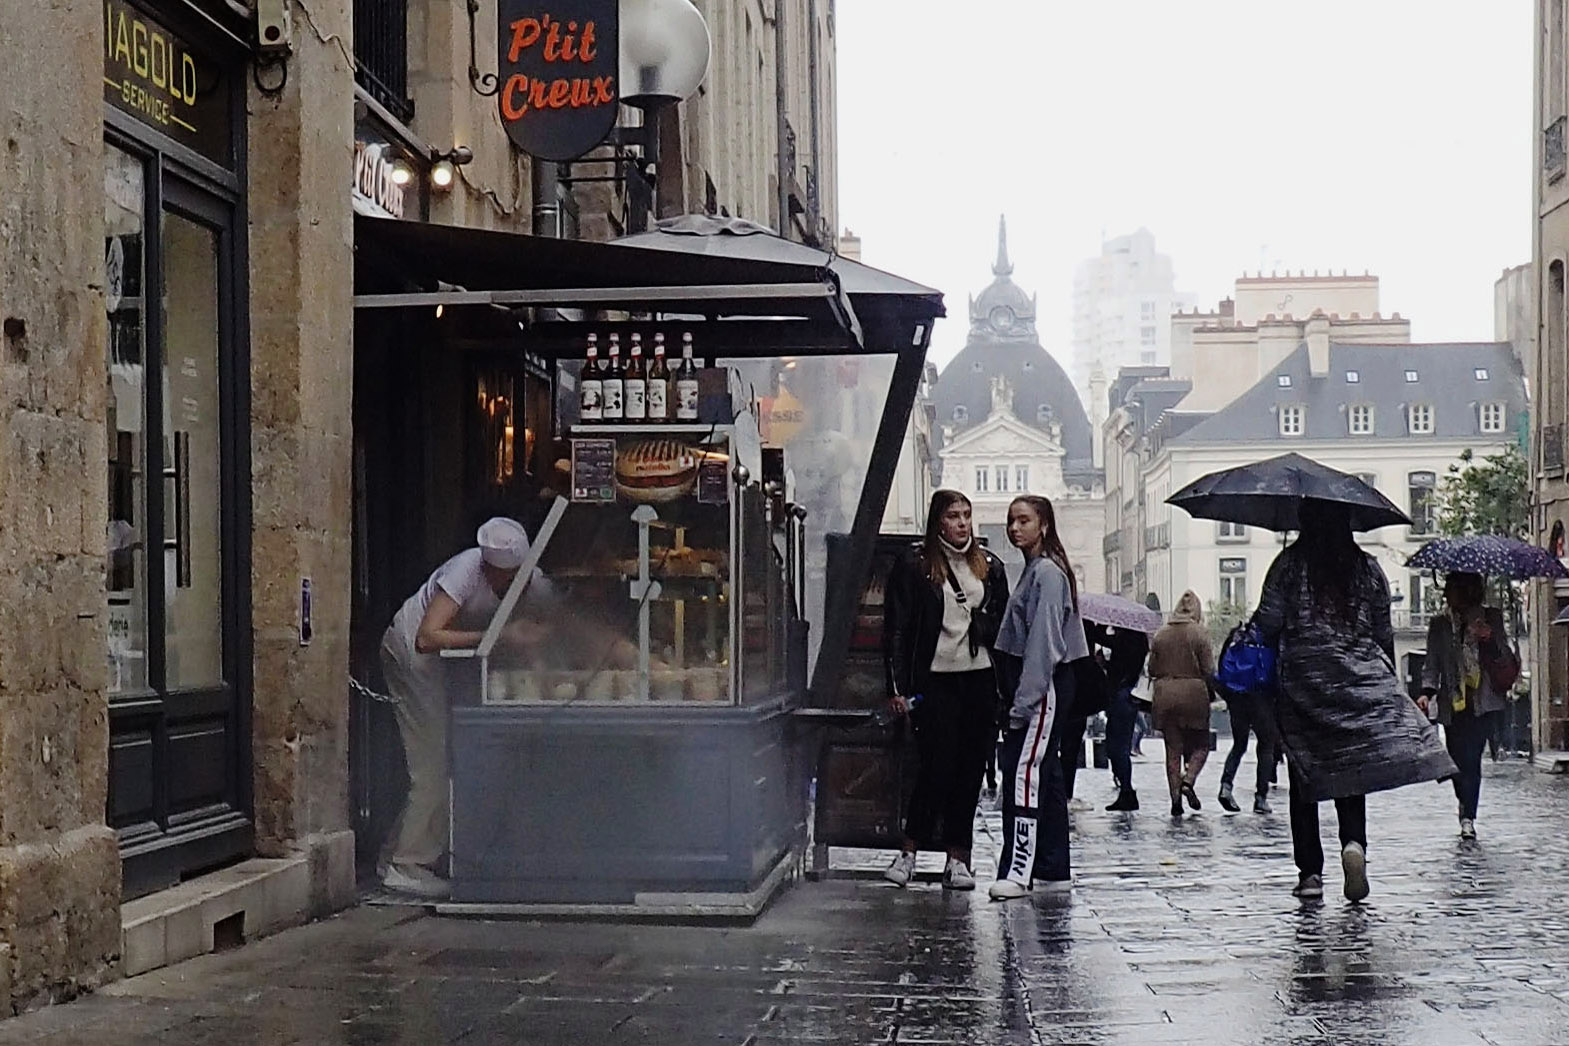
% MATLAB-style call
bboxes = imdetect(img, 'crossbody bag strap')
[943,559,983,657]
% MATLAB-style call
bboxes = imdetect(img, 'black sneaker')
[1217,784,1241,813]
[1181,781,1202,811]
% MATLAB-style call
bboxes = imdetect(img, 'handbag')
[1215,622,1277,696]
[1482,641,1520,694]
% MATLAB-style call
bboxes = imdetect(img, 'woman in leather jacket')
[882,490,1010,891]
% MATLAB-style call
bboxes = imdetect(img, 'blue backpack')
[1215,622,1277,696]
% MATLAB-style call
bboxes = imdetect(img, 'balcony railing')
[1548,116,1567,184]
[355,0,414,123]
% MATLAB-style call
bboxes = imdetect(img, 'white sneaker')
[883,851,917,887]
[1341,842,1369,903]
[1459,817,1477,841]
[942,858,976,891]
[1067,798,1093,813]
[382,862,450,900]
[988,877,1031,901]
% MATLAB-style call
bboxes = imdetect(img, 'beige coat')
[1148,592,1216,732]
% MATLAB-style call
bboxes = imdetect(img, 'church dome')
[935,217,1096,479]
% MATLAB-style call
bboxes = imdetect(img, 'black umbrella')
[1166,452,1412,533]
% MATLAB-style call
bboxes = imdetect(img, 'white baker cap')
[476,517,529,569]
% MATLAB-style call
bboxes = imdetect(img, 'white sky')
[836,1,1534,374]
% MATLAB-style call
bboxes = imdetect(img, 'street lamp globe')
[619,0,711,109]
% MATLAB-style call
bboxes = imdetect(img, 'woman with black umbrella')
[1254,499,1455,901]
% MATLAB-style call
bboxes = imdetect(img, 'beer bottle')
[604,333,625,421]
[579,333,603,422]
[625,333,647,421]
[675,332,700,422]
[647,333,670,422]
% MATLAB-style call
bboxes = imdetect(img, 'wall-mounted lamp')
[389,159,413,187]
[430,146,474,192]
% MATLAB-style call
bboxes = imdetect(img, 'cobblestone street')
[4,753,1569,1045]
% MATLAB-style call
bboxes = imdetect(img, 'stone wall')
[0,0,122,1012]
[246,0,357,913]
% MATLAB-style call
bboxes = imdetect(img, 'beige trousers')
[379,630,449,871]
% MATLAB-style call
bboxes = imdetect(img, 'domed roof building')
[932,218,1106,590]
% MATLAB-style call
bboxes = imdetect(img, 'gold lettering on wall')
[103,0,201,135]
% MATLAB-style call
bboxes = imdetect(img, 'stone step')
[1533,750,1569,774]
[120,858,310,978]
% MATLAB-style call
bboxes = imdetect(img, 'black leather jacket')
[883,544,1010,698]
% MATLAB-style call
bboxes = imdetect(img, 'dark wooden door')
[105,142,251,899]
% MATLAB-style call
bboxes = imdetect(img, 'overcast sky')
[836,2,1534,376]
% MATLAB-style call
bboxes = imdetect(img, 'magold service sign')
[103,0,229,162]
[496,1,619,161]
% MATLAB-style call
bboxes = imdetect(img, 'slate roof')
[1172,342,1526,445]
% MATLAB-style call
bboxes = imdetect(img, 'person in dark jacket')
[1419,571,1516,841]
[1089,621,1149,811]
[882,490,1010,891]
[1216,624,1276,816]
[1255,500,1456,903]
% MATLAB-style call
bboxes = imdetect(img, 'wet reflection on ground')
[0,759,1567,1044]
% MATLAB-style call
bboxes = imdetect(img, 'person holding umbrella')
[1170,454,1455,902]
[1079,594,1158,811]
[1418,571,1519,841]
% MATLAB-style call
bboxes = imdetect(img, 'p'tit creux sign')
[496,1,619,162]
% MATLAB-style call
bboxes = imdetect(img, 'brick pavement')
[2,752,1569,1045]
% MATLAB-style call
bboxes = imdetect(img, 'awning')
[353,214,862,343]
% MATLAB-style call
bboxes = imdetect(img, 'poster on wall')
[496,1,619,161]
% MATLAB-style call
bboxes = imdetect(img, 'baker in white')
[379,517,550,899]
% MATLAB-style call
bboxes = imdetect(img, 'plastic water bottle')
[872,693,923,727]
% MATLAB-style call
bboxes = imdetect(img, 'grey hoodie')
[994,556,1089,726]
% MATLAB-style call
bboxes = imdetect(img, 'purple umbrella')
[1406,535,1568,580]
[1079,593,1165,635]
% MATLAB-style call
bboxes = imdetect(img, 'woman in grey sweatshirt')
[989,495,1089,901]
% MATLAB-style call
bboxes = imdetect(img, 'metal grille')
[1549,116,1567,183]
[354,0,414,123]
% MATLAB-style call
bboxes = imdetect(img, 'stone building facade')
[1534,0,1569,754]
[936,221,1106,590]
[0,0,839,1014]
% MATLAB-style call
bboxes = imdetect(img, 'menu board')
[570,439,615,502]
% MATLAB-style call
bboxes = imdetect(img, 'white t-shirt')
[386,548,551,654]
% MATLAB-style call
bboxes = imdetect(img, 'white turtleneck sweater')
[931,539,992,674]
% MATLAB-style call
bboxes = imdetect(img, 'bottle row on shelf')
[579,331,704,424]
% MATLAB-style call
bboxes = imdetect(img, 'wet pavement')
[5,752,1569,1045]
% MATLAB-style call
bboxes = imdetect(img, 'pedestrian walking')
[1148,592,1216,819]
[988,495,1088,901]
[881,490,1010,891]
[1418,571,1518,841]
[1215,624,1275,815]
[1088,621,1149,811]
[1254,500,1455,902]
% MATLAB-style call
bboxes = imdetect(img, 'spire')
[993,214,1013,277]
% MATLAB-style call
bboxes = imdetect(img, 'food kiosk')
[351,214,944,916]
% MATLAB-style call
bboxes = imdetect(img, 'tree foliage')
[1204,599,1246,651]
[1435,444,1530,540]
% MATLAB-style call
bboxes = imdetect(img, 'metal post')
[631,504,662,699]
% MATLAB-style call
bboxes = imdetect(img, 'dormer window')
[1404,370,1419,383]
[952,405,969,423]
[1345,370,1360,384]
[1408,404,1435,434]
[1474,368,1490,381]
[1036,404,1053,424]
[1349,404,1374,435]
[1279,405,1304,436]
[1277,375,1293,388]
[1481,401,1506,433]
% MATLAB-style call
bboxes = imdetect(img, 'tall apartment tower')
[1070,228,1192,398]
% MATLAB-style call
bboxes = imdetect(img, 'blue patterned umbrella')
[1406,535,1568,580]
